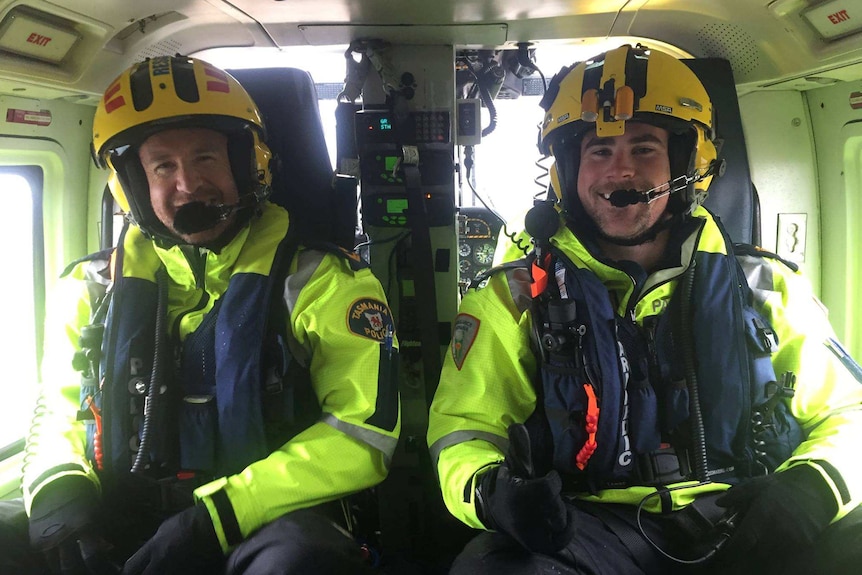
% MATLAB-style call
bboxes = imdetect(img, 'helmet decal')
[202,64,231,93]
[102,82,126,115]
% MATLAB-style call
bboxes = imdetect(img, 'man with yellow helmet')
[1,55,399,574]
[428,44,862,574]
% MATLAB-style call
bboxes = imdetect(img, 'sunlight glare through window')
[0,173,37,449]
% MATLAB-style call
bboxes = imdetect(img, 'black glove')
[121,504,222,575]
[715,465,837,570]
[28,475,120,575]
[475,423,576,554]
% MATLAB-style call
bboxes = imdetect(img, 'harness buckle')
[752,316,778,353]
[636,444,692,485]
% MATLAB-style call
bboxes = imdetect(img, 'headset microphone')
[606,160,725,210]
[607,179,677,208]
[173,198,251,234]
[609,189,647,207]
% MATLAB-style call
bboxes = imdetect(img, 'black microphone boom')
[605,162,721,209]
[609,188,646,207]
[173,200,245,234]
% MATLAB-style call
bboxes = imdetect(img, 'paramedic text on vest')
[427,44,862,575]
[0,55,400,575]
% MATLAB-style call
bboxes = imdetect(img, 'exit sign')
[0,11,80,63]
[803,0,862,41]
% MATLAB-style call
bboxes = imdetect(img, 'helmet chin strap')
[593,212,678,247]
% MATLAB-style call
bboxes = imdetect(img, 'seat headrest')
[683,58,760,245]
[228,67,336,243]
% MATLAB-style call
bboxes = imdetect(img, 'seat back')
[228,67,355,247]
[683,58,761,245]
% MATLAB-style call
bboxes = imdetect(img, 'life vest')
[79,225,321,484]
[525,238,803,491]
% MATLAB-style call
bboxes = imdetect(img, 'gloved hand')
[28,475,120,575]
[715,465,837,570]
[474,423,576,554]
[121,503,222,575]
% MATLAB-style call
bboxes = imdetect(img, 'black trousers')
[448,500,862,575]
[0,497,374,575]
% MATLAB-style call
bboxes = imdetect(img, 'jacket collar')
[121,202,289,290]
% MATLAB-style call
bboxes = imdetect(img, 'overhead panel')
[297,23,508,47]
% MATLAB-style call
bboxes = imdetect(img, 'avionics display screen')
[386,198,408,214]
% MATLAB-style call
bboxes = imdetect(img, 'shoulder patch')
[347,298,394,341]
[451,313,480,370]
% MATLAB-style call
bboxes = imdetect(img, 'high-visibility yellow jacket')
[24,202,400,551]
[428,206,862,530]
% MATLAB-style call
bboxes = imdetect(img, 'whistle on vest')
[540,299,586,355]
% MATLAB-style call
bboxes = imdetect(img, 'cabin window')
[0,167,44,457]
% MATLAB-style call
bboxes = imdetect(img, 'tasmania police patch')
[347,298,394,341]
[451,313,480,370]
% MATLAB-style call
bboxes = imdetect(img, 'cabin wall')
[738,90,821,295]
[807,79,862,361]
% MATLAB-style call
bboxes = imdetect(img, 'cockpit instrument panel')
[458,206,503,289]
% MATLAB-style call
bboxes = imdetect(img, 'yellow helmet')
[538,44,719,216]
[92,55,272,239]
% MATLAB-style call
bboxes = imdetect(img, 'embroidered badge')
[348,298,394,342]
[452,314,480,370]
